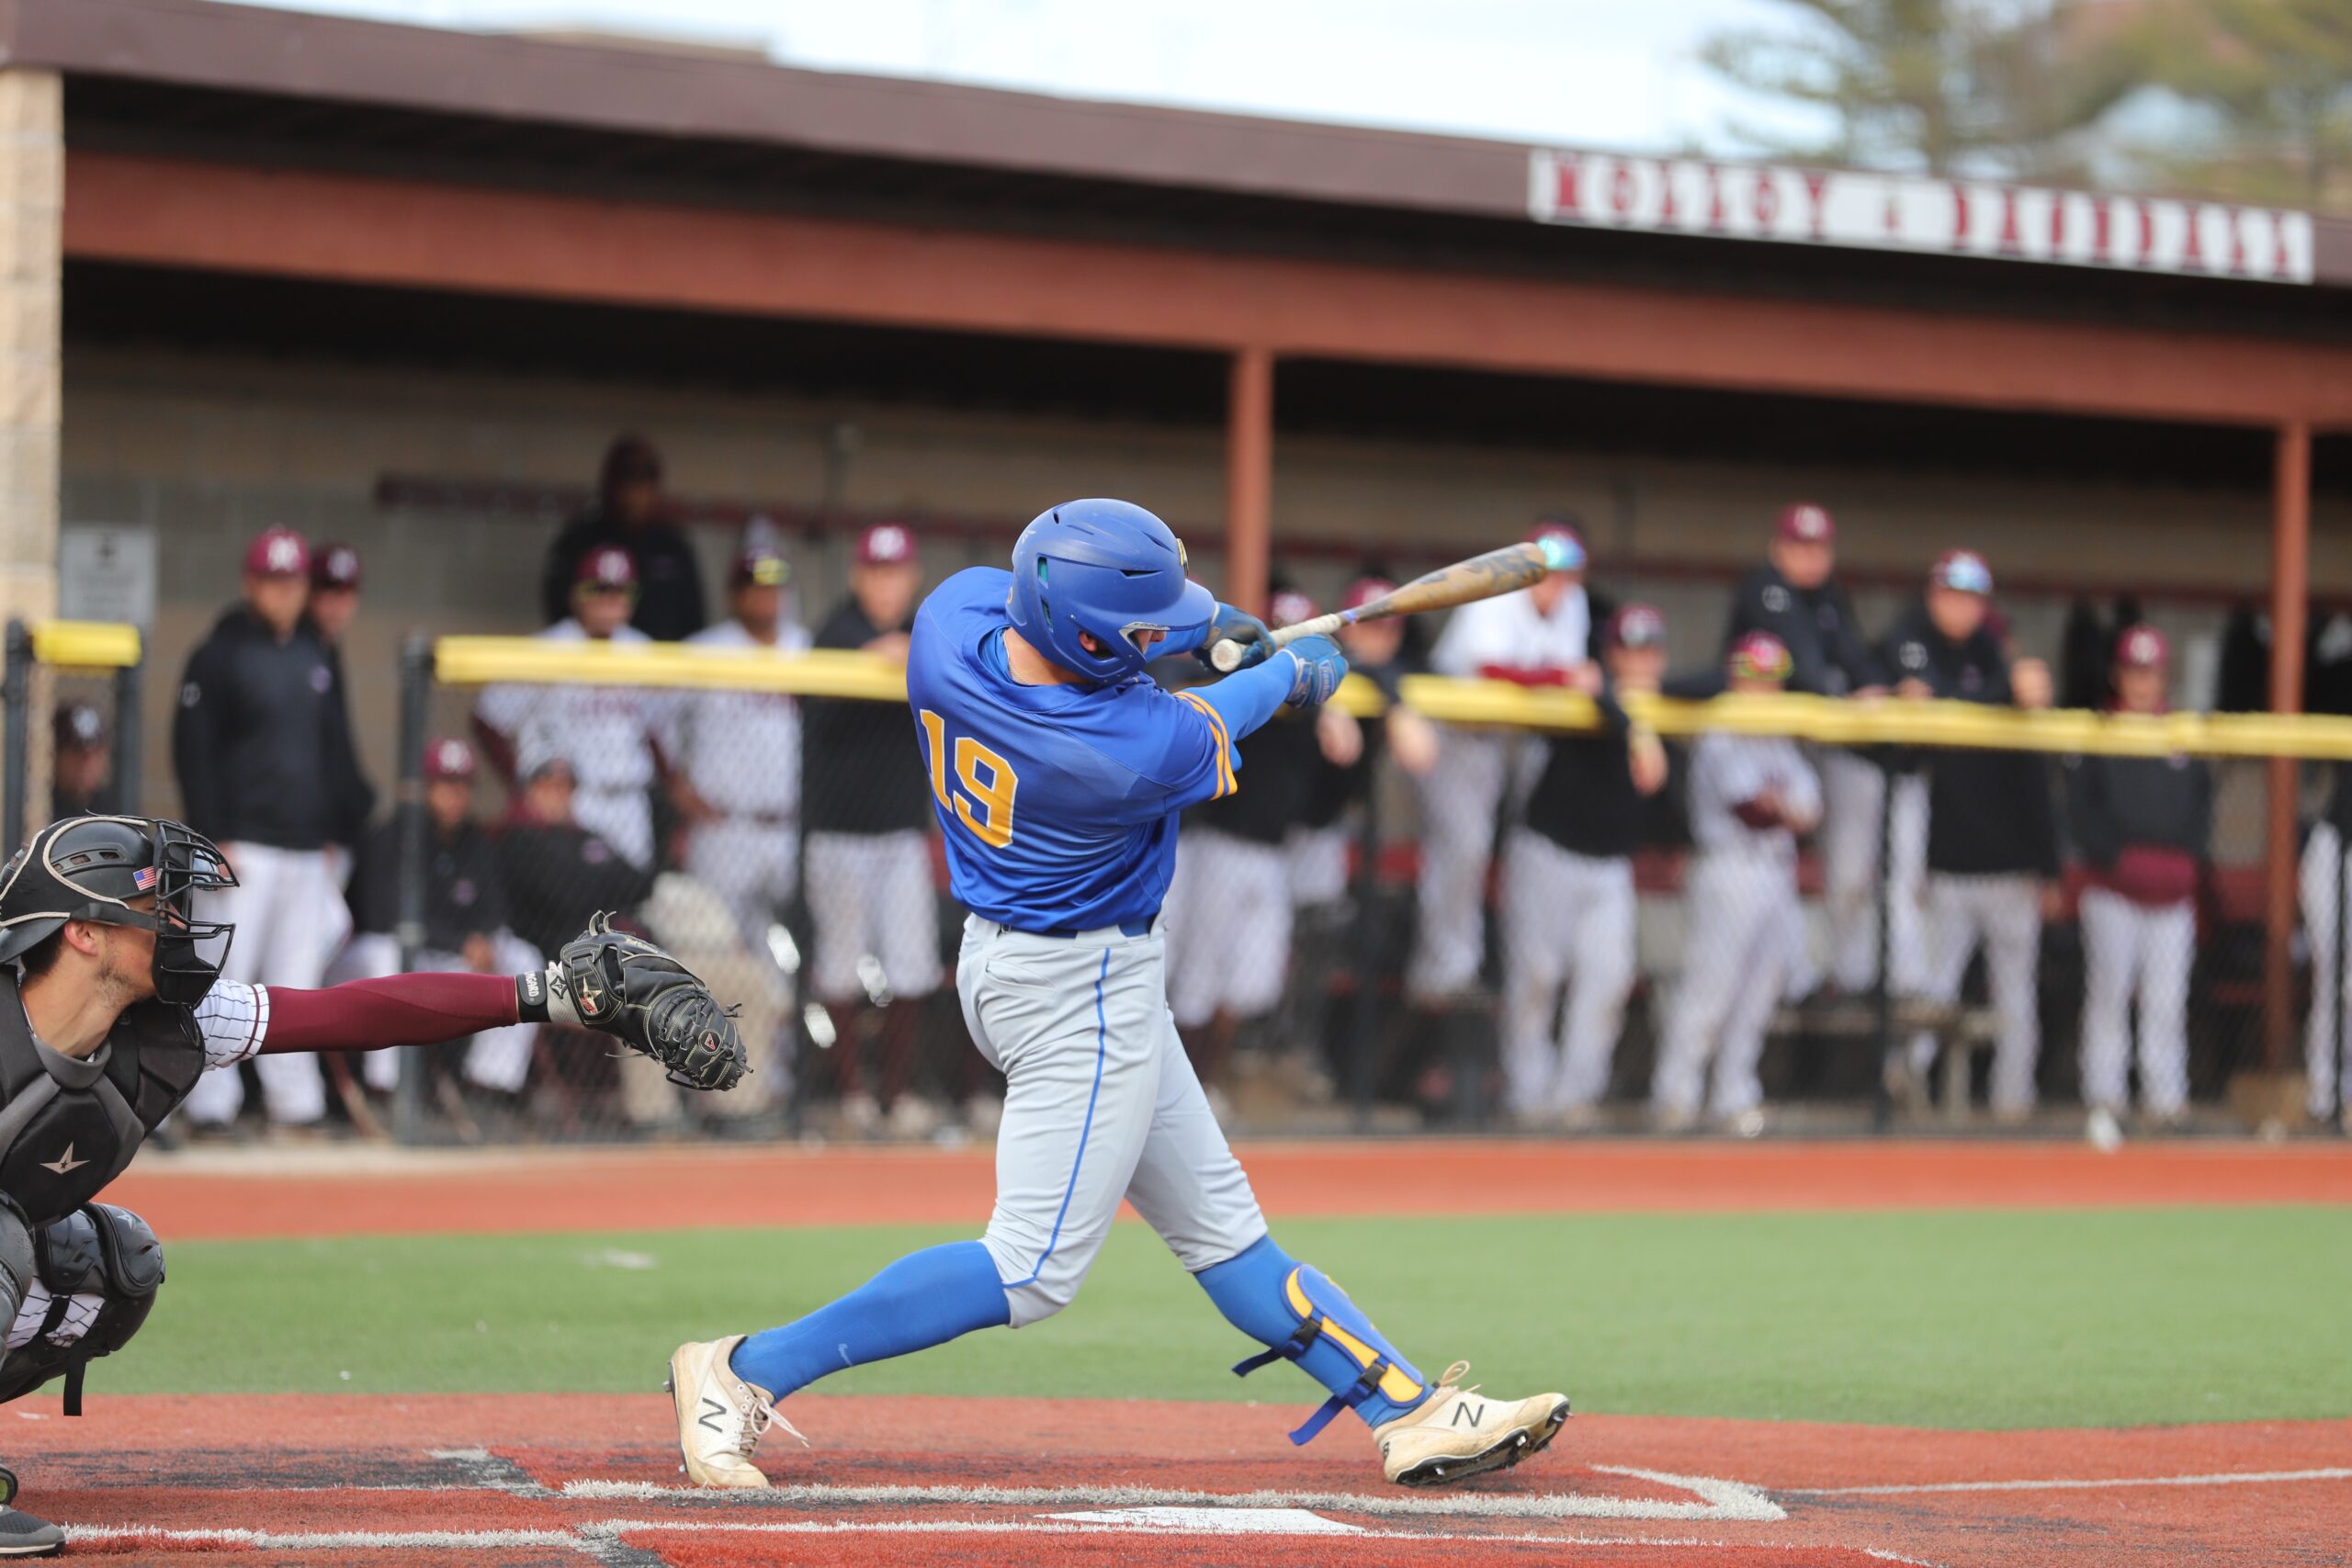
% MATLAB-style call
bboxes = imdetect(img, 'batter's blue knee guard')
[1196,1235,1429,1443]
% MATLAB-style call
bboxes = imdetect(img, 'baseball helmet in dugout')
[1006,498,1215,683]
[0,816,236,1006]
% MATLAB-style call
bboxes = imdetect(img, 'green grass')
[119,1206,2352,1430]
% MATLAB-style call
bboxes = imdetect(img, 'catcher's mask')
[0,815,237,1006]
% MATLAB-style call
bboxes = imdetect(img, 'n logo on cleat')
[1452,1401,1487,1429]
[698,1396,728,1435]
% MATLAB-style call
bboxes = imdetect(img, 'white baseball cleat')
[667,1335,805,1488]
[1373,1360,1571,1488]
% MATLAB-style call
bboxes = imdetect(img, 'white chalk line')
[1788,1465,2352,1498]
[60,1517,1891,1553]
[558,1465,1786,1523]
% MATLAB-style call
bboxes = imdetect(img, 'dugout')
[5,0,2352,1087]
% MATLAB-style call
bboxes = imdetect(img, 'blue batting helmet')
[1007,499,1213,683]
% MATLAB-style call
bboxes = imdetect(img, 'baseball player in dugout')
[801,523,944,1139]
[1883,552,2061,1119]
[48,707,109,823]
[1653,631,1822,1134]
[2300,750,2352,1134]
[1411,520,1599,1094]
[668,498,1571,1495]
[539,434,707,642]
[172,528,377,1138]
[476,547,673,874]
[1505,604,1675,1129]
[340,739,547,1122]
[1164,589,1340,1117]
[2065,625,2211,1136]
[1717,504,1892,999]
[0,814,745,1553]
[676,536,810,952]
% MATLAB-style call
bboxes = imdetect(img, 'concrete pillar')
[0,70,60,626]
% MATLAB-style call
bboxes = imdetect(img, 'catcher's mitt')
[550,912,748,1091]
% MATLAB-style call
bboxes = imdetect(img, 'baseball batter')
[669,499,1569,1492]
[1653,632,1821,1130]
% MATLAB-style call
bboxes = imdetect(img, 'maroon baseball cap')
[576,547,638,591]
[1340,576,1394,614]
[424,737,477,782]
[2114,623,2169,671]
[1728,629,1794,682]
[1774,503,1836,546]
[243,527,310,580]
[855,523,917,566]
[1605,603,1667,649]
[311,542,362,592]
[1269,589,1319,629]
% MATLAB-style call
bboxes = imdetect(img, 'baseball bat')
[1207,536,1578,672]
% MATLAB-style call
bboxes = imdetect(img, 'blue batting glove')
[1283,635,1349,706]
[1195,603,1272,670]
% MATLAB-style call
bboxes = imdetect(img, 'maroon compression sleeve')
[258,972,524,1054]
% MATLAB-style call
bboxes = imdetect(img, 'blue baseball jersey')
[906,567,1238,931]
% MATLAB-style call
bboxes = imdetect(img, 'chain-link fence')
[279,634,2352,1145]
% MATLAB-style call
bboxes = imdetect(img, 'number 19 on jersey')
[919,708,1020,849]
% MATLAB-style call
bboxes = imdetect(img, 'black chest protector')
[0,974,206,1224]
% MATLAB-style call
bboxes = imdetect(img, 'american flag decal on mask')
[132,867,158,891]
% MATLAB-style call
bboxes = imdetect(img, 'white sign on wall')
[60,525,159,628]
[1527,150,2314,285]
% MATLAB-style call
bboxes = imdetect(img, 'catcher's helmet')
[1006,499,1213,684]
[0,816,236,1006]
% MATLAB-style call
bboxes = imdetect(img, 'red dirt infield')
[8,1390,2345,1566]
[109,1136,2352,1240]
[46,1139,2350,1562]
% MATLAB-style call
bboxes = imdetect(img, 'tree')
[1701,1,2141,180]
[2126,0,2352,210]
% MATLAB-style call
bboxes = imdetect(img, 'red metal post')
[2266,421,2312,1071]
[1226,346,1274,615]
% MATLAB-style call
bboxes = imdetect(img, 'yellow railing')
[432,637,2352,761]
[29,621,141,671]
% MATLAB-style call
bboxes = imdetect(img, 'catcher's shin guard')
[1203,1237,1428,1443]
[0,1204,164,1414]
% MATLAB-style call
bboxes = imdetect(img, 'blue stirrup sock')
[728,1241,1011,1400]
[1195,1235,1430,1442]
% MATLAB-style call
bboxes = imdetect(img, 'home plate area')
[13,1393,2350,1565]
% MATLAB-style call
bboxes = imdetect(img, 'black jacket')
[172,609,365,850]
[1522,687,1680,859]
[539,510,707,642]
[1880,602,2060,879]
[349,818,509,953]
[318,640,378,846]
[1724,563,1884,697]
[496,819,656,960]
[803,598,934,836]
[1189,707,1324,847]
[2064,750,2212,868]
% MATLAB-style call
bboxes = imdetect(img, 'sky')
[214,0,1833,155]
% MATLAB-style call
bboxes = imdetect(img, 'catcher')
[0,813,743,1556]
